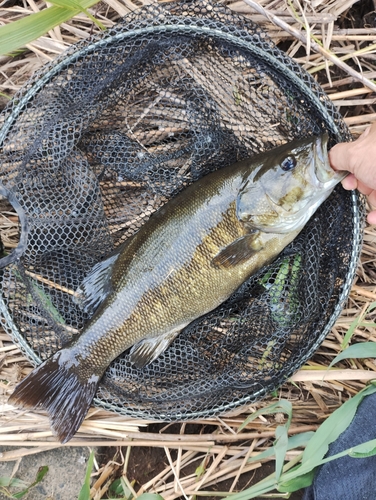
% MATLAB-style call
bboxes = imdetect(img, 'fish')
[8,134,346,443]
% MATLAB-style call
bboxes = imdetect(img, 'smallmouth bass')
[9,134,346,442]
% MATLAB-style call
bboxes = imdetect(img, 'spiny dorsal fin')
[211,232,263,269]
[75,253,119,314]
[130,327,186,369]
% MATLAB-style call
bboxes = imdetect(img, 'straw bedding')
[0,0,376,497]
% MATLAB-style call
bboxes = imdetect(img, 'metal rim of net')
[0,0,365,420]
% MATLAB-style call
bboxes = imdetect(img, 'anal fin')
[211,232,263,269]
[130,326,187,369]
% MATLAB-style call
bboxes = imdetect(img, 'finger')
[354,180,374,197]
[367,190,376,207]
[367,210,376,225]
[356,124,371,142]
[341,174,357,191]
[329,142,354,173]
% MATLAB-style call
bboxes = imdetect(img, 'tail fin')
[8,350,101,443]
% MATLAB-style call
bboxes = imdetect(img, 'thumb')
[328,142,354,174]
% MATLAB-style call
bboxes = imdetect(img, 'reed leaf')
[330,342,376,367]
[0,0,101,56]
[78,450,94,500]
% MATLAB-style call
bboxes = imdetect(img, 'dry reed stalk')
[351,284,376,300]
[333,98,376,107]
[329,88,374,100]
[242,0,376,92]
[290,369,376,382]
[345,113,376,125]
[0,0,376,497]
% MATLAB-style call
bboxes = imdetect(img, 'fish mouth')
[313,133,348,188]
[258,134,347,234]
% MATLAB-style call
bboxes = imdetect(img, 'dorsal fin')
[75,253,119,314]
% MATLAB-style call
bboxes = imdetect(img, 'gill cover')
[236,134,345,233]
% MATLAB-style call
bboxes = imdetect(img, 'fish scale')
[9,134,346,442]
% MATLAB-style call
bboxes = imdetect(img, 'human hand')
[329,123,376,224]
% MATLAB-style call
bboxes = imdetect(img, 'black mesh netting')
[0,0,365,419]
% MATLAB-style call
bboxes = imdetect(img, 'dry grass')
[1,0,376,497]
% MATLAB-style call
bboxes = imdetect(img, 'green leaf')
[274,425,289,482]
[46,0,105,29]
[240,400,293,482]
[0,477,30,500]
[119,477,134,500]
[46,0,88,9]
[35,466,49,484]
[0,477,28,489]
[248,431,315,463]
[13,466,49,499]
[78,451,94,500]
[137,494,165,500]
[329,342,376,367]
[223,385,376,500]
[342,302,376,349]
[296,438,376,471]
[108,477,135,499]
[239,400,292,431]
[349,438,376,458]
[273,255,301,325]
[0,0,101,56]
[109,478,124,496]
[0,478,13,488]
[278,468,316,492]
[301,383,376,466]
[359,322,376,328]
[195,460,207,479]
[233,87,242,105]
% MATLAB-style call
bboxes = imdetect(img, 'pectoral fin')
[211,232,263,269]
[130,326,187,369]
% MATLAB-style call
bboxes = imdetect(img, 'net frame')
[0,0,365,420]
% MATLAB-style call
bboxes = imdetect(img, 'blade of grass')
[239,400,292,431]
[274,425,289,482]
[0,0,101,56]
[78,450,94,500]
[300,383,376,466]
[46,0,89,10]
[224,384,376,499]
[13,466,48,499]
[47,0,105,29]
[239,401,293,484]
[248,432,315,463]
[329,342,376,368]
[349,439,376,458]
[342,302,376,349]
[30,282,66,325]
[277,469,316,493]
[137,495,165,500]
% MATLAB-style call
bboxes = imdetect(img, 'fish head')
[236,134,347,233]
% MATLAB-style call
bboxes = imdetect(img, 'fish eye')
[281,155,297,171]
